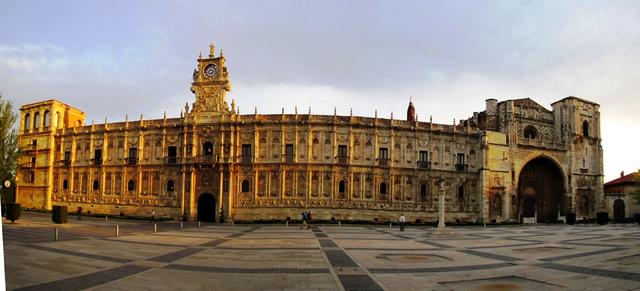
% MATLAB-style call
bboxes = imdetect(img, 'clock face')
[204,64,217,78]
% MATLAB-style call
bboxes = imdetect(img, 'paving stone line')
[14,264,151,291]
[313,227,385,291]
[337,274,385,291]
[149,247,205,263]
[368,262,514,273]
[457,249,523,262]
[25,244,132,263]
[200,238,230,247]
[164,264,331,274]
[538,262,640,282]
[101,238,187,248]
[318,239,339,248]
[540,247,627,262]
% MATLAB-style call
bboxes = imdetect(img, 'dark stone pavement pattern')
[3,212,640,290]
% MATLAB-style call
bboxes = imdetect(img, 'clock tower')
[190,43,232,115]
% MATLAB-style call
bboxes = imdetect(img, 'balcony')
[378,158,390,167]
[455,163,468,171]
[417,160,431,170]
[56,160,72,167]
[336,156,349,165]
[125,157,138,166]
[240,155,252,164]
[284,155,295,164]
[19,144,37,153]
[164,156,179,165]
[184,155,217,165]
[90,159,103,166]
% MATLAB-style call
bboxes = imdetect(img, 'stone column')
[437,179,446,229]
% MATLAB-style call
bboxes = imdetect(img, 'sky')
[1,0,638,182]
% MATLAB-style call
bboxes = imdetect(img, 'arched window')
[93,179,100,190]
[420,184,428,202]
[62,179,68,190]
[523,125,537,139]
[380,182,387,195]
[127,180,135,191]
[33,112,40,129]
[582,121,589,137]
[166,180,175,192]
[338,180,346,193]
[43,110,50,127]
[24,113,31,130]
[241,179,250,192]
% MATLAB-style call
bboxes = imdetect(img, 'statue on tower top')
[209,43,215,57]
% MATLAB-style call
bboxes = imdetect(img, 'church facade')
[16,44,604,223]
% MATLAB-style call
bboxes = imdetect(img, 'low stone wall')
[51,202,181,219]
[231,207,479,223]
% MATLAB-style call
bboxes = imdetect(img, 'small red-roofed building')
[604,171,640,222]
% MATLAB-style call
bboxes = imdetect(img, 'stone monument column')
[437,179,446,229]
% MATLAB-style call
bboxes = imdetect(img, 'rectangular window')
[64,151,71,166]
[338,145,348,157]
[379,148,388,160]
[419,151,429,162]
[242,144,252,162]
[167,146,177,164]
[128,148,138,165]
[94,149,102,166]
[285,144,294,163]
[456,153,467,171]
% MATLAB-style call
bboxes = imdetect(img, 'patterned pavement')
[3,212,640,290]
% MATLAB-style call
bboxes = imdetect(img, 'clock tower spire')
[190,42,231,116]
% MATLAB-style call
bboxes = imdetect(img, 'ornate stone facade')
[16,44,604,223]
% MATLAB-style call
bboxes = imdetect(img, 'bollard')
[389,222,392,229]
[180,221,184,231]
[105,216,108,222]
[483,223,486,228]
[286,221,288,227]
[54,227,59,241]
[116,225,119,237]
[231,219,235,228]
[338,221,341,227]
[154,223,157,233]
[198,221,201,228]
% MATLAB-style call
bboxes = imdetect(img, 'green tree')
[0,93,19,186]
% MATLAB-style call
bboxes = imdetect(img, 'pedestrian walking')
[219,208,225,223]
[77,206,82,220]
[151,209,157,223]
[307,211,312,229]
[399,213,406,231]
[300,211,308,229]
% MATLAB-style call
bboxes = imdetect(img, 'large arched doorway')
[197,193,216,222]
[517,157,565,223]
[613,199,625,222]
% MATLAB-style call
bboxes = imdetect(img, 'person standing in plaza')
[307,211,312,229]
[151,209,157,223]
[399,213,406,231]
[300,211,308,229]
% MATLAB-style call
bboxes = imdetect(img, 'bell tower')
[190,43,231,115]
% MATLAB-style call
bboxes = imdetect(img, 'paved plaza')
[3,212,640,290]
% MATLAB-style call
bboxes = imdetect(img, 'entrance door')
[518,157,565,223]
[613,199,625,222]
[197,193,216,222]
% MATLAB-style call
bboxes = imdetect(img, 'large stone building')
[16,44,604,223]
